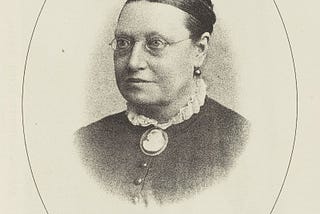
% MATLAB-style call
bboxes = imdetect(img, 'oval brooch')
[140,128,168,156]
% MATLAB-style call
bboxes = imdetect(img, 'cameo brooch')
[140,128,168,156]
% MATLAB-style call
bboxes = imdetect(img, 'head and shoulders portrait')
[74,0,250,206]
[20,0,298,212]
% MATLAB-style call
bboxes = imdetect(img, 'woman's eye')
[147,39,166,49]
[116,39,131,49]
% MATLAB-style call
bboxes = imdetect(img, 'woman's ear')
[194,32,211,68]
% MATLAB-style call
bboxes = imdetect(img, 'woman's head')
[112,0,216,109]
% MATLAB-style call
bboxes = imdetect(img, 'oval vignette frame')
[21,0,298,213]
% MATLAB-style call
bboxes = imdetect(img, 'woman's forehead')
[115,1,190,39]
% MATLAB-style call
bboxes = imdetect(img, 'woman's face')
[114,1,199,106]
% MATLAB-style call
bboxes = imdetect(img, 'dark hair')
[124,0,216,41]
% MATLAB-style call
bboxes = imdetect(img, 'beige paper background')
[0,0,319,213]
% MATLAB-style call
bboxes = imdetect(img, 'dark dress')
[74,97,250,205]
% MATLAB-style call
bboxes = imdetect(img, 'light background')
[0,0,319,213]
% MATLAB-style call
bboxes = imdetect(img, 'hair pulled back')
[125,0,216,41]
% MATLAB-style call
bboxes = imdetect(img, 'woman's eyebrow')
[146,31,172,41]
[114,31,132,38]
[114,31,175,42]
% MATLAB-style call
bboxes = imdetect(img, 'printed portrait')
[74,0,250,205]
[22,0,297,212]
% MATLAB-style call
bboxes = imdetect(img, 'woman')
[75,0,249,206]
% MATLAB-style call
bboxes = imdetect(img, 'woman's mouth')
[126,78,152,83]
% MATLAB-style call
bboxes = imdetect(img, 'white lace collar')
[126,79,207,130]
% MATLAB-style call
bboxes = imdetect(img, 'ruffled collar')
[126,79,207,130]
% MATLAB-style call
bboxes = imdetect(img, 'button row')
[134,161,148,185]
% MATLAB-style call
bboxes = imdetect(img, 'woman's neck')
[130,96,192,123]
[127,78,206,123]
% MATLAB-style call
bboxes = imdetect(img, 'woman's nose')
[128,42,148,71]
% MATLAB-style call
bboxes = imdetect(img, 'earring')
[194,68,201,76]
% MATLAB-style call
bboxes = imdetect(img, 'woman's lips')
[125,78,152,83]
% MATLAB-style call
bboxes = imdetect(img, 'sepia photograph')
[74,0,250,206]
[2,0,316,213]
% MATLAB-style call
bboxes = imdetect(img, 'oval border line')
[21,1,298,213]
[269,0,298,213]
[21,0,49,213]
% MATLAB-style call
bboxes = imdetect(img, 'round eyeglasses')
[109,36,191,55]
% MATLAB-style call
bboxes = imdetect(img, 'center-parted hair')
[124,0,216,41]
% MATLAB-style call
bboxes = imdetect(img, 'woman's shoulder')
[200,97,250,148]
[74,111,128,139]
[203,97,249,127]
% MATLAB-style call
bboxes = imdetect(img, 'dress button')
[132,196,139,203]
[134,178,143,185]
[140,162,148,168]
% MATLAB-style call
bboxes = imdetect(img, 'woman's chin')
[122,92,167,106]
